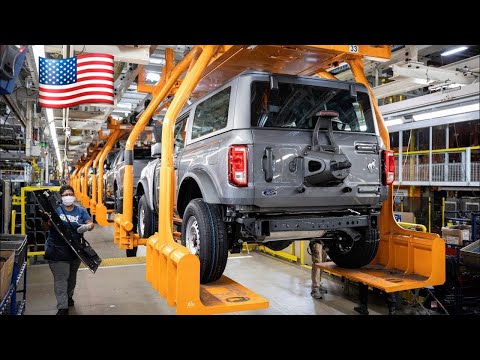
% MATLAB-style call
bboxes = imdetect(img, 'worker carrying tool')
[40,185,96,315]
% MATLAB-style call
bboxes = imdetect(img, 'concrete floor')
[24,224,409,315]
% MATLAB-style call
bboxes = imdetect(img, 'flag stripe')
[77,57,114,64]
[39,83,113,93]
[39,90,114,101]
[39,94,114,106]
[77,53,114,60]
[76,74,114,81]
[77,63,112,70]
[38,98,114,108]
[39,79,114,90]
[77,68,114,75]
[77,60,114,67]
[39,87,114,98]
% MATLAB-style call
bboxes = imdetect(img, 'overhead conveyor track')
[83,45,445,314]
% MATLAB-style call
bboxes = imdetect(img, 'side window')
[191,87,231,140]
[114,151,124,166]
[174,115,188,154]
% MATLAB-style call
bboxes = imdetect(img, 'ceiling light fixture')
[146,72,161,83]
[149,58,166,65]
[32,45,63,174]
[413,103,479,121]
[384,118,405,127]
[46,108,63,174]
[441,46,468,56]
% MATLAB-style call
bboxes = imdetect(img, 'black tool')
[32,189,102,273]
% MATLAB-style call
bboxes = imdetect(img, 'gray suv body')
[104,147,153,213]
[134,71,392,283]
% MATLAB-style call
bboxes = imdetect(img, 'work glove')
[39,210,51,221]
[77,223,93,234]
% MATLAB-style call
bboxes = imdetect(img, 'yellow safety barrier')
[256,245,298,263]
[11,210,16,234]
[398,222,427,233]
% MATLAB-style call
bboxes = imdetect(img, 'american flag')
[38,53,115,108]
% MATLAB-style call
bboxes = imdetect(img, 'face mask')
[62,195,75,206]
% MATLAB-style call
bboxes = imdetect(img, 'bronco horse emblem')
[367,159,376,172]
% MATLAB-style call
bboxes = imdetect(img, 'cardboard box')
[0,250,15,301]
[394,212,415,223]
[442,227,470,245]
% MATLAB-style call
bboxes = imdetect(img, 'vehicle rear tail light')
[228,145,248,187]
[382,150,395,185]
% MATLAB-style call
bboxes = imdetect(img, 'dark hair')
[59,185,74,196]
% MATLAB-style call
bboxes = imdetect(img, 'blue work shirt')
[44,204,92,262]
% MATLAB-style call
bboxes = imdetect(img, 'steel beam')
[1,95,27,128]
[392,62,475,85]
[44,45,151,64]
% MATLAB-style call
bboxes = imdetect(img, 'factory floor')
[25,223,415,315]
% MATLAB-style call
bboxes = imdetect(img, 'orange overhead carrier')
[89,123,125,220]
[79,142,100,209]
[110,45,444,314]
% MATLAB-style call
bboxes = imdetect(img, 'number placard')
[349,45,359,53]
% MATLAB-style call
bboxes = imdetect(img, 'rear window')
[192,87,231,140]
[133,148,154,160]
[250,81,375,133]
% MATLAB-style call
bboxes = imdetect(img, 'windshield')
[250,80,375,133]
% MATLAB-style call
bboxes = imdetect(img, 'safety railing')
[394,147,480,186]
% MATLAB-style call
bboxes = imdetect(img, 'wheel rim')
[185,216,200,256]
[337,233,354,254]
[139,205,145,236]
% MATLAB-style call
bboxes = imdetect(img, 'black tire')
[126,247,138,257]
[137,195,154,238]
[114,187,123,214]
[181,199,228,284]
[264,240,293,251]
[326,227,379,268]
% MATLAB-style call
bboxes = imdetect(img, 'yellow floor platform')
[317,262,431,293]
[181,275,269,315]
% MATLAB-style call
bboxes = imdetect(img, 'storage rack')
[0,234,28,315]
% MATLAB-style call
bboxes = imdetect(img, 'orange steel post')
[146,46,267,314]
[88,145,107,216]
[345,56,445,288]
[81,157,94,208]
[75,157,88,199]
[96,129,124,226]
[114,47,201,251]
[148,45,218,298]
[69,166,79,188]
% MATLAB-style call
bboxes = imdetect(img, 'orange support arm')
[81,157,94,208]
[346,56,445,288]
[96,129,124,226]
[114,47,201,250]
